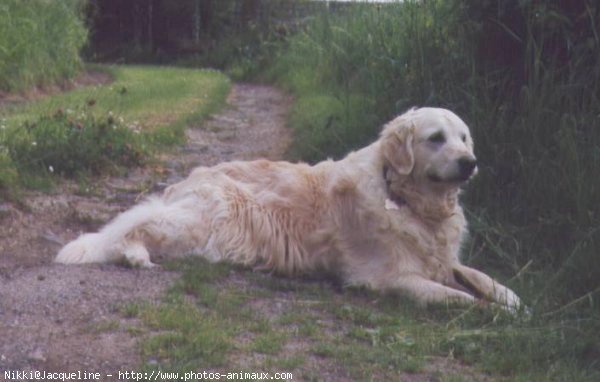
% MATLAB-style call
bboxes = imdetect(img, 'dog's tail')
[56,197,173,267]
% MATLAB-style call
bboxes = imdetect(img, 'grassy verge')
[0,65,230,197]
[120,258,598,381]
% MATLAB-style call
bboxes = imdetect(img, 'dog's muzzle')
[457,156,477,181]
[427,156,478,183]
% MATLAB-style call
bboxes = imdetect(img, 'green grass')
[0,0,87,93]
[2,65,230,140]
[140,303,233,370]
[0,65,230,197]
[126,258,600,381]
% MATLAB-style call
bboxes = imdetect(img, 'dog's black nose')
[457,156,477,179]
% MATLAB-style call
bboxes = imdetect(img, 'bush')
[0,0,87,92]
[4,107,146,178]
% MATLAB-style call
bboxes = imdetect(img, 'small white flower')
[118,116,124,123]
[112,125,117,130]
[66,108,74,114]
[108,111,113,117]
[49,165,54,173]
[0,125,5,130]
[32,141,37,146]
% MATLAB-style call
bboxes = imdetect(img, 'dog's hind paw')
[55,233,104,264]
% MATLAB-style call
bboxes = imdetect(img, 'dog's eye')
[428,131,446,144]
[461,133,467,143]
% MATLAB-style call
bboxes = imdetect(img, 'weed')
[120,302,149,319]
[5,108,145,178]
[86,319,120,334]
[312,342,336,358]
[250,331,287,355]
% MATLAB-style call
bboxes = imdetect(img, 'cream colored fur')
[56,107,522,311]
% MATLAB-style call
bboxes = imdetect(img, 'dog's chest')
[389,207,465,281]
[423,221,463,282]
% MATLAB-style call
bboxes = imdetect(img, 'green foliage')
[287,94,376,161]
[268,1,474,156]
[0,0,87,92]
[4,108,145,178]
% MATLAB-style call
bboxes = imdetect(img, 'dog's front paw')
[499,289,531,317]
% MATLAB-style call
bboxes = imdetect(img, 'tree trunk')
[194,0,201,43]
[147,0,153,50]
[133,0,141,48]
[201,0,213,34]
[241,0,261,26]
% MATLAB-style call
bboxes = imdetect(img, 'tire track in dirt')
[0,84,292,371]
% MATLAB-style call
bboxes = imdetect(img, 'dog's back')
[56,159,343,273]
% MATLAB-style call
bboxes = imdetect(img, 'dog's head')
[381,107,477,189]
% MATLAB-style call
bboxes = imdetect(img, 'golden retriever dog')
[56,107,522,312]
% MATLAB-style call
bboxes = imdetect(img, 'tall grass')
[268,1,599,377]
[269,1,472,160]
[0,0,87,92]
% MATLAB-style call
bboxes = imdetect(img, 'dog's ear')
[381,116,415,175]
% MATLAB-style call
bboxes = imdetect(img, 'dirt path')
[0,84,293,372]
